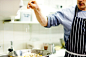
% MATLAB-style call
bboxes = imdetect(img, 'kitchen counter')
[50,49,66,57]
[0,49,66,57]
[0,54,8,57]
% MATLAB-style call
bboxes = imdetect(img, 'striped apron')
[65,6,86,57]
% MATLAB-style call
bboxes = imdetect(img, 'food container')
[20,10,32,22]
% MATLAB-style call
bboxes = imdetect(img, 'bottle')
[8,41,13,57]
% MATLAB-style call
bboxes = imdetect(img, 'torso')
[61,6,86,42]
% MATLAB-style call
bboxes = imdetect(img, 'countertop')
[50,49,66,57]
[0,54,8,57]
[0,49,66,57]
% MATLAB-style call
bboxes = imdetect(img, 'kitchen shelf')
[3,21,39,24]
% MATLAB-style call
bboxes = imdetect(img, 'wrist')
[34,6,41,12]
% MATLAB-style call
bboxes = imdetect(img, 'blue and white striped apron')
[65,6,86,57]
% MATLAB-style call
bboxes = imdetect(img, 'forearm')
[27,0,48,26]
[34,8,48,26]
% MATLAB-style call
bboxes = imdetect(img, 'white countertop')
[50,49,66,57]
[0,49,66,57]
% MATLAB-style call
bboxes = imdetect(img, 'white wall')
[0,0,77,54]
[23,0,77,10]
[0,20,64,54]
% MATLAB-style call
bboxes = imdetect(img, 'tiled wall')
[0,20,64,54]
[0,0,77,54]
[23,0,77,9]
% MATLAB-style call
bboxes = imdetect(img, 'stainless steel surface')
[31,49,51,56]
[13,50,22,56]
[0,54,8,57]
[8,49,53,57]
[30,49,51,57]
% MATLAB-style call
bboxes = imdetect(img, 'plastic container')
[20,10,32,22]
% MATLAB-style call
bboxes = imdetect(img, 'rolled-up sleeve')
[45,11,64,28]
[44,6,75,28]
[44,6,76,43]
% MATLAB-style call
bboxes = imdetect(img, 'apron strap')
[74,5,78,17]
[66,50,86,56]
[65,5,86,55]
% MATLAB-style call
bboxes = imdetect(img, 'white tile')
[4,36,14,41]
[0,21,3,24]
[4,23,13,31]
[14,35,24,41]
[4,41,11,53]
[13,40,24,50]
[13,31,24,41]
[31,33,40,39]
[31,24,40,31]
[23,24,28,31]
[23,41,27,49]
[4,31,14,41]
[31,31,39,34]
[23,32,30,41]
[0,21,4,30]
[14,24,24,31]
[0,31,4,42]
[14,31,23,35]
[23,40,32,49]
[0,41,4,53]
[4,40,25,52]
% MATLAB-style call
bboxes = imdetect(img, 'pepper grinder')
[8,41,13,57]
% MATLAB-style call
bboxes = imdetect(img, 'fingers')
[30,0,36,4]
[27,1,32,9]
[27,4,30,9]
[27,3,34,9]
[27,0,36,9]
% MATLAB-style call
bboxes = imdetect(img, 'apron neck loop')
[74,5,78,17]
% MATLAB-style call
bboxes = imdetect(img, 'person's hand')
[27,0,40,11]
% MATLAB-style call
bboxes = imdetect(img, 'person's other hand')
[27,0,39,10]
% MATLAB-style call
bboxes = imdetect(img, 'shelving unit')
[3,21,39,24]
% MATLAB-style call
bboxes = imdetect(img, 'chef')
[27,0,86,57]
